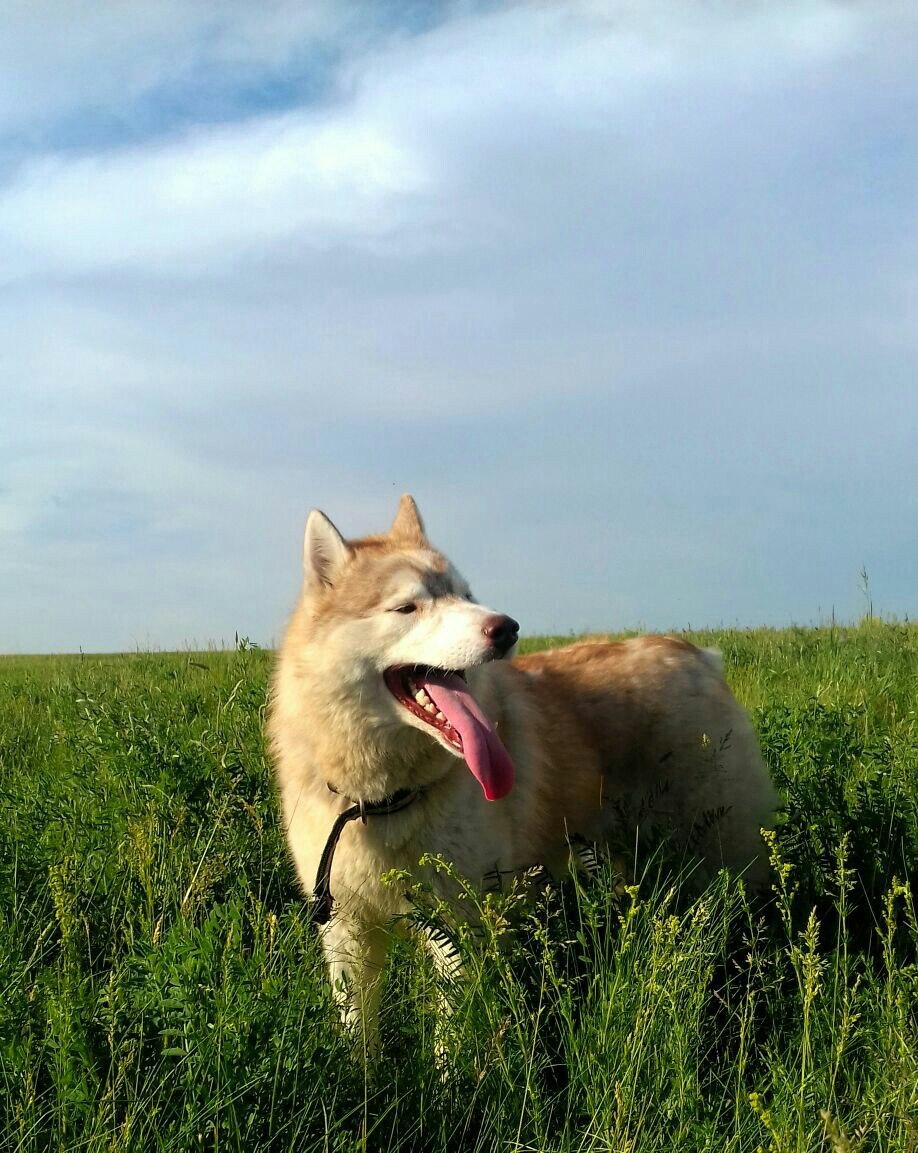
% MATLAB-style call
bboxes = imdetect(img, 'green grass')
[1,623,916,1152]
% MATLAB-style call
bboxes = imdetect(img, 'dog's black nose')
[482,614,520,654]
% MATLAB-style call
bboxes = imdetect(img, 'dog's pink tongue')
[420,672,514,800]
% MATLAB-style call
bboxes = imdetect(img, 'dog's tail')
[699,647,724,675]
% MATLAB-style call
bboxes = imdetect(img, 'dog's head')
[290,495,517,800]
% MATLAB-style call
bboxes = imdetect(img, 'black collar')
[308,785,420,927]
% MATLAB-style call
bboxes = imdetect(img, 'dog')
[267,495,777,1054]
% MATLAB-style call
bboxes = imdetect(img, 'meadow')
[1,623,916,1152]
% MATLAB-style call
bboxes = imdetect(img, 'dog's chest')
[330,803,514,918]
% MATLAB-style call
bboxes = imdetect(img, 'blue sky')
[1,1,917,653]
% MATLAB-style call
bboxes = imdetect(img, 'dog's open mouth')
[384,666,465,749]
[384,666,515,801]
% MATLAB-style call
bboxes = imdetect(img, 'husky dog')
[268,496,776,1053]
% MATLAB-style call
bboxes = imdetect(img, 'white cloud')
[0,0,886,279]
[0,110,426,277]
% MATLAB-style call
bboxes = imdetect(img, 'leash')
[309,785,420,927]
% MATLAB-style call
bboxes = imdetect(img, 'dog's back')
[505,636,776,885]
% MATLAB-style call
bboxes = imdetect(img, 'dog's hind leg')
[416,917,464,1071]
[320,915,389,1061]
[420,919,464,986]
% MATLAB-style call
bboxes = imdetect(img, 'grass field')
[1,623,916,1152]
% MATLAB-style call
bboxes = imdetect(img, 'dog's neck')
[301,704,458,804]
[273,645,482,805]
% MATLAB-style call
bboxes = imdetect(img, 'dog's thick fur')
[268,496,777,1053]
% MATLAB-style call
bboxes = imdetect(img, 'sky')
[1,1,917,653]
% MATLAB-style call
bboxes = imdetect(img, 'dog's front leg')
[320,915,389,1060]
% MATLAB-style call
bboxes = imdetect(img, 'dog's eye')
[393,603,417,615]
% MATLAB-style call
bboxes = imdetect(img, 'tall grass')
[1,624,916,1151]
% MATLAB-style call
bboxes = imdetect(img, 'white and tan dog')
[268,495,776,1052]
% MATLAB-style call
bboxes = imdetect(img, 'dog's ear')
[303,509,350,589]
[389,493,427,545]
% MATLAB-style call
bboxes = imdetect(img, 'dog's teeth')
[435,711,445,722]
[414,689,430,705]
[424,703,436,715]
